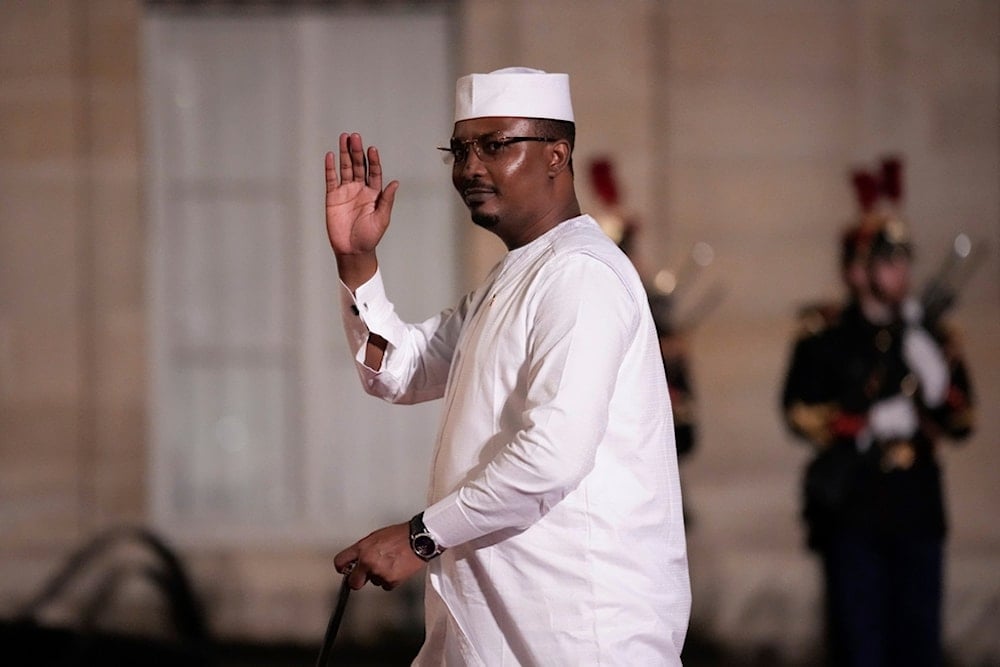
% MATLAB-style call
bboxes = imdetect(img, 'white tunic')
[341,215,690,666]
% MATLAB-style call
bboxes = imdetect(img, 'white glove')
[868,394,919,441]
[903,326,949,407]
[901,297,924,326]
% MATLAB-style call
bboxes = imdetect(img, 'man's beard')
[471,211,500,229]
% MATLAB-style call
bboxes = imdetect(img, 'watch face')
[413,534,437,557]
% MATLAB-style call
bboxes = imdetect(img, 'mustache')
[458,180,495,196]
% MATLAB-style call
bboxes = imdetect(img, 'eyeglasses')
[437,133,556,165]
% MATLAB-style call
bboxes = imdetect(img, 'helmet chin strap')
[864,259,910,323]
[860,292,896,325]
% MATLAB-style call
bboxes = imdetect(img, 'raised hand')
[325,133,399,286]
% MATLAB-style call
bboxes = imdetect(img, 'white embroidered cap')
[454,67,574,123]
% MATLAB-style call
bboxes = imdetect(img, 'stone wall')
[1,0,145,592]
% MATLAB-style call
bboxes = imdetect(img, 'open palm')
[325,132,399,256]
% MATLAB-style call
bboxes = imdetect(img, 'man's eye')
[483,140,505,155]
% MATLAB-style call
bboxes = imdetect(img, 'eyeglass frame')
[437,133,557,165]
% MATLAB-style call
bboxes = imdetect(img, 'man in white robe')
[327,67,690,666]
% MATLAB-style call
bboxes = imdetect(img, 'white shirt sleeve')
[339,269,460,405]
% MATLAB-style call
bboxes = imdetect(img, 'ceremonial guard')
[780,157,975,666]
[589,158,701,459]
[649,293,697,458]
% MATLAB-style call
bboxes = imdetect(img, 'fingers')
[334,543,383,590]
[367,145,383,192]
[378,180,400,216]
[334,548,358,574]
[337,132,368,185]
[325,150,337,194]
[338,133,353,185]
[333,523,423,592]
[348,133,366,182]
[340,559,392,591]
[366,146,399,208]
[332,133,391,193]
[335,549,368,590]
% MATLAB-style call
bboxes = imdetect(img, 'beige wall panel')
[0,165,84,407]
[93,310,144,405]
[5,319,81,401]
[0,0,75,79]
[91,175,143,310]
[664,161,854,318]
[666,162,854,238]
[688,318,804,466]
[0,90,80,162]
[0,405,82,539]
[94,399,144,451]
[456,0,520,72]
[724,241,839,317]
[0,174,81,315]
[83,0,141,84]
[88,84,141,160]
[669,81,854,160]
[520,0,652,136]
[668,5,853,81]
[92,408,146,524]
[0,403,79,463]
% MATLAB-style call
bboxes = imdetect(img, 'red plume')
[589,158,619,207]
[880,155,903,204]
[851,169,879,213]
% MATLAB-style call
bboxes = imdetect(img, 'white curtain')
[144,7,456,545]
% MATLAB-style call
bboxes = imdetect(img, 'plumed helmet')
[851,169,880,214]
[880,155,904,205]
[866,216,912,263]
[841,215,912,268]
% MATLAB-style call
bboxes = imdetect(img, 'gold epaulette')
[786,402,838,447]
[794,301,842,339]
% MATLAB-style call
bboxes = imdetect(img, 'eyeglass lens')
[438,134,554,164]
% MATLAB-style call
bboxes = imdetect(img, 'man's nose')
[459,149,487,176]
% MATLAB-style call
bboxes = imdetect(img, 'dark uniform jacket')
[781,301,974,550]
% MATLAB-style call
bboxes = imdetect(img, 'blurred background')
[1,1,997,665]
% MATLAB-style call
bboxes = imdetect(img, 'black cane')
[315,561,356,667]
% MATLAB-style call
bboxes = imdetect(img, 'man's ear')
[547,139,572,177]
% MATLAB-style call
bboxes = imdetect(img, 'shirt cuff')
[342,270,389,322]
[340,269,405,352]
[422,491,481,549]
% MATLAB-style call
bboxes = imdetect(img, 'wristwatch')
[409,512,443,561]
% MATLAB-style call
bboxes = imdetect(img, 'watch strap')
[409,512,443,561]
